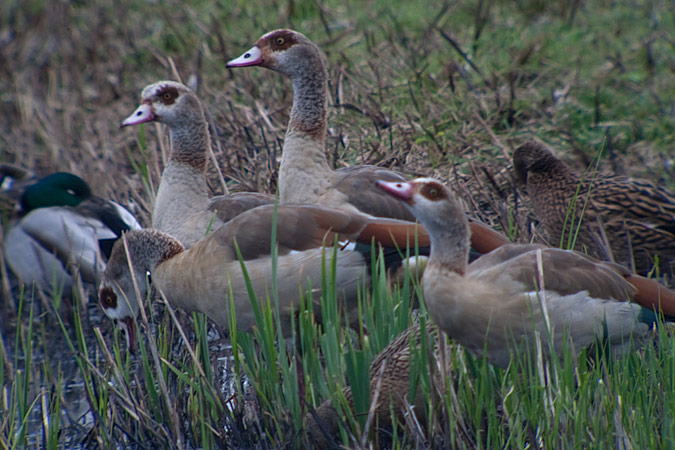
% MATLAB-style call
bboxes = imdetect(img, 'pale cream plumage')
[99,203,431,348]
[378,178,669,368]
[226,30,511,254]
[122,81,273,248]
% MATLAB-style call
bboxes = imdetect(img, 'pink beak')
[226,46,263,68]
[121,103,155,127]
[376,180,414,201]
[119,317,138,353]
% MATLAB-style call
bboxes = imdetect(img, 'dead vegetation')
[0,0,673,448]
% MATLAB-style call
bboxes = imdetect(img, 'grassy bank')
[1,0,673,448]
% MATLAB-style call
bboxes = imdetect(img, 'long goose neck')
[279,53,333,202]
[425,201,471,275]
[168,117,210,172]
[153,116,211,232]
[287,59,327,141]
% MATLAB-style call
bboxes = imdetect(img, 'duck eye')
[162,92,172,100]
[275,37,285,45]
[429,188,438,197]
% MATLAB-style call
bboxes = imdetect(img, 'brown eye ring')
[429,188,438,196]
[99,286,117,309]
[162,92,172,100]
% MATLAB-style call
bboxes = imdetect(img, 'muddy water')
[1,289,110,448]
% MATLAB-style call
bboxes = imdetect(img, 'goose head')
[376,178,465,235]
[226,29,325,78]
[98,229,184,350]
[121,81,204,130]
[377,178,471,272]
[99,284,139,352]
[20,172,92,213]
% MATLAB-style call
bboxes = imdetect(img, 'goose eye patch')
[99,286,117,309]
[157,87,179,105]
[270,33,294,49]
[421,184,444,200]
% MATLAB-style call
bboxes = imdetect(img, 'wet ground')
[0,278,253,449]
[1,288,107,448]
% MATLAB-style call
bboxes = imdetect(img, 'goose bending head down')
[378,178,674,367]
[99,203,431,350]
[122,81,274,248]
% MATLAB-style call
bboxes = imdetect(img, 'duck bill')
[226,46,263,68]
[119,317,138,353]
[121,103,155,127]
[376,180,414,201]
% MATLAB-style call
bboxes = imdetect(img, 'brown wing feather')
[467,217,511,253]
[470,244,636,301]
[359,219,430,247]
[332,166,415,220]
[210,204,369,260]
[623,274,675,316]
[207,192,276,224]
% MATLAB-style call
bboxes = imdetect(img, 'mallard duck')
[378,178,675,367]
[99,204,430,349]
[121,81,274,248]
[513,140,675,278]
[3,172,141,296]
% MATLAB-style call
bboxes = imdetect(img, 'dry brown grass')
[2,2,672,235]
[0,0,673,447]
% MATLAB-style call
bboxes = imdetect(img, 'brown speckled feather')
[304,321,449,446]
[513,140,675,276]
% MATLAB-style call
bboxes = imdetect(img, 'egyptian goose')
[4,172,141,295]
[513,140,675,278]
[122,81,274,248]
[99,203,430,349]
[226,29,509,254]
[378,178,675,367]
